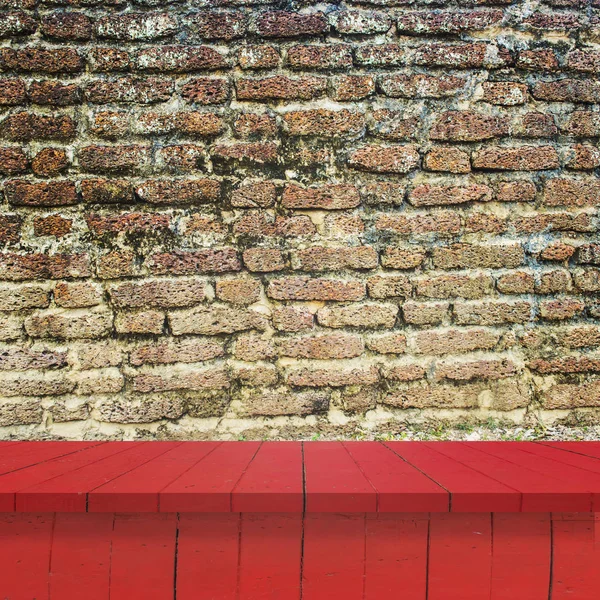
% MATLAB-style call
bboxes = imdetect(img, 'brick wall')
[0,0,599,439]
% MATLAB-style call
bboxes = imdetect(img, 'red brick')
[348,144,419,173]
[186,11,247,40]
[294,246,378,271]
[454,300,532,325]
[254,11,328,38]
[482,81,527,105]
[409,183,492,207]
[516,49,559,71]
[236,75,326,101]
[287,44,352,70]
[472,146,560,171]
[1,112,75,141]
[284,109,365,137]
[41,12,92,40]
[561,111,600,136]
[283,183,360,210]
[413,328,500,355]
[543,178,600,207]
[0,253,90,281]
[430,111,508,141]
[88,48,132,72]
[86,77,173,104]
[513,112,557,138]
[28,81,80,106]
[533,79,600,103]
[86,213,169,235]
[4,180,77,207]
[0,48,83,73]
[181,77,229,104]
[215,278,261,304]
[0,147,27,175]
[397,10,503,34]
[33,215,72,238]
[31,147,68,177]
[267,277,365,301]
[233,113,277,139]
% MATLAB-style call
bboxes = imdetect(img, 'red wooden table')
[0,441,598,599]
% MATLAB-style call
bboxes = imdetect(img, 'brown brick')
[95,13,178,41]
[566,144,600,170]
[0,48,83,73]
[181,77,229,105]
[33,215,72,238]
[169,305,267,336]
[383,363,427,383]
[436,358,517,381]
[267,277,365,301]
[482,81,527,105]
[282,183,360,210]
[86,77,173,104]
[54,281,103,308]
[130,338,224,366]
[380,73,466,98]
[278,333,364,360]
[333,10,391,34]
[533,79,600,103]
[231,181,276,208]
[413,327,500,355]
[97,251,136,280]
[41,11,92,40]
[1,112,75,141]
[132,367,229,393]
[115,310,164,334]
[409,184,492,207]
[136,178,220,205]
[366,333,407,355]
[287,44,352,70]
[110,279,205,309]
[284,109,365,137]
[368,110,418,141]
[0,346,66,371]
[243,248,286,272]
[424,147,471,174]
[272,306,314,332]
[496,181,536,202]
[348,145,419,173]
[367,275,412,299]
[375,212,462,235]
[78,145,149,174]
[416,274,493,299]
[150,249,240,276]
[234,214,315,238]
[540,298,585,320]
[31,148,68,177]
[397,10,503,34]
[430,111,508,141]
[4,180,77,207]
[454,300,532,325]
[472,146,560,171]
[561,111,600,136]
[541,242,576,262]
[234,334,276,362]
[0,147,27,175]
[211,142,278,165]
[25,309,112,339]
[186,11,247,40]
[516,49,558,71]
[523,12,580,30]
[354,44,407,67]
[0,215,22,244]
[88,48,132,73]
[0,11,36,37]
[236,75,326,101]
[543,178,600,207]
[215,278,261,304]
[234,113,277,139]
[433,243,524,269]
[238,45,280,70]
[574,269,600,292]
[317,303,398,328]
[542,380,600,409]
[330,75,375,101]
[529,356,600,375]
[513,112,558,138]
[413,42,507,69]
[28,81,80,106]
[0,78,26,105]
[287,366,379,387]
[241,389,329,417]
[255,11,328,38]
[81,179,133,204]
[87,213,169,235]
[0,285,49,312]
[294,246,378,271]
[497,271,534,294]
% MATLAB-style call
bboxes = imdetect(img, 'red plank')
[17,442,178,512]
[177,513,239,600]
[110,513,177,600]
[0,442,135,511]
[525,442,600,476]
[428,513,492,600]
[304,442,376,512]
[490,513,551,600]
[365,513,428,600]
[385,441,520,512]
[430,442,591,512]
[160,442,261,512]
[302,513,365,600]
[232,442,303,512]
[89,442,220,512]
[0,513,53,599]
[238,513,302,600]
[542,441,600,460]
[344,441,448,512]
[465,442,595,511]
[552,514,600,600]
[50,513,113,600]
[0,441,97,475]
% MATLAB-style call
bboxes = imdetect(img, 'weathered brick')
[496,181,536,202]
[413,42,508,69]
[211,142,278,165]
[241,389,329,416]
[231,181,276,208]
[0,285,49,311]
[236,75,326,101]
[416,274,493,299]
[541,380,600,409]
[433,243,524,269]
[169,305,267,335]
[354,44,407,67]
[255,11,328,38]
[55,281,103,308]
[132,367,229,393]
[272,306,314,332]
[516,49,559,71]
[543,178,600,207]
[430,111,508,141]
[186,11,247,40]
[482,81,527,105]
[238,45,280,70]
[234,113,277,139]
[110,279,205,309]
[234,213,315,237]
[86,213,169,235]
[282,183,360,210]
[41,11,91,40]
[136,46,227,72]
[454,300,532,325]
[25,309,112,339]
[0,253,89,281]
[28,81,80,106]
[397,10,503,34]
[115,310,164,334]
[287,44,352,70]
[181,77,229,104]
[497,271,534,294]
[95,13,178,41]
[267,277,365,301]
[86,77,173,104]
[278,333,364,360]
[424,147,471,174]
[287,366,379,387]
[150,249,240,275]
[367,275,412,299]
[436,358,517,381]
[366,333,407,355]
[379,73,466,98]
[533,79,600,103]
[1,112,75,141]
[130,338,225,366]
[0,147,27,175]
[381,247,426,270]
[0,78,26,105]
[413,328,500,355]
[0,11,36,38]
[34,215,72,238]
[317,303,398,328]
[0,48,83,73]
[409,184,492,207]
[136,178,220,205]
[294,246,378,271]
[215,278,261,304]
[284,109,365,137]
[333,10,391,34]
[329,75,375,101]
[79,145,149,174]
[31,148,69,177]
[375,212,462,235]
[348,145,419,173]
[243,248,286,272]
[472,146,560,171]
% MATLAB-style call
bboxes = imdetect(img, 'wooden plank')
[364,513,428,600]
[304,442,376,512]
[465,442,594,512]
[344,441,448,512]
[17,442,178,512]
[160,442,261,512]
[428,513,492,600]
[232,442,303,512]
[552,514,600,600]
[0,441,97,476]
[89,442,220,512]
[50,513,113,600]
[110,513,177,600]
[385,441,520,512]
[541,441,600,461]
[177,513,240,600]
[0,442,135,512]
[302,513,365,600]
[490,513,551,600]
[238,513,302,600]
[431,442,591,512]
[0,513,53,599]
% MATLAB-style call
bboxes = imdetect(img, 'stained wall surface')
[0,0,599,438]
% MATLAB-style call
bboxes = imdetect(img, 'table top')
[0,440,598,513]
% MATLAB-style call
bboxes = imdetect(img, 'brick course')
[0,0,598,437]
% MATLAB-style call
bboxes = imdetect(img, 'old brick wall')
[0,0,598,439]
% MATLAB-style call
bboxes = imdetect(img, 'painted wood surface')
[0,441,599,512]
